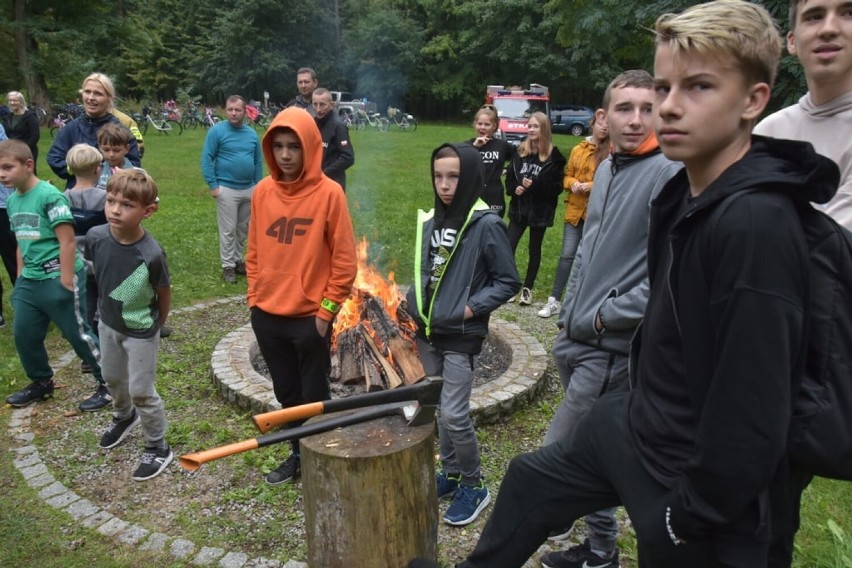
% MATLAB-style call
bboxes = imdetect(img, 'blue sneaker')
[436,471,460,500]
[443,479,490,526]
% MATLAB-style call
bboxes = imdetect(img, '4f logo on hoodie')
[266,217,313,244]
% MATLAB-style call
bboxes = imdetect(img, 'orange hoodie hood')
[262,107,325,193]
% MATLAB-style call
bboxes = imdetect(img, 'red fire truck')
[485,83,550,145]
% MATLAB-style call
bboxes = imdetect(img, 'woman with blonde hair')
[3,91,40,174]
[47,73,141,189]
[505,111,566,306]
[467,104,514,217]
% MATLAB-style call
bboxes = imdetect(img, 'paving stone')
[11,444,38,455]
[244,558,282,568]
[26,472,55,488]
[19,462,48,479]
[45,490,81,509]
[97,516,130,536]
[193,546,226,565]
[66,499,100,520]
[13,432,35,443]
[117,524,150,545]
[170,538,197,559]
[39,480,67,499]
[281,561,307,568]
[138,532,171,552]
[80,510,114,529]
[218,552,249,568]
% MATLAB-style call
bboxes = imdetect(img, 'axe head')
[400,375,442,426]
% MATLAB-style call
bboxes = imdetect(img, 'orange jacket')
[562,139,602,226]
[246,107,357,321]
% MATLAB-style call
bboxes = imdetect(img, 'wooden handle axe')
[178,401,436,472]
[251,376,443,433]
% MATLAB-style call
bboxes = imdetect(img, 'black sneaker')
[234,260,247,275]
[266,454,301,485]
[222,266,236,284]
[5,380,54,407]
[540,538,619,568]
[159,325,172,338]
[133,444,174,481]
[78,385,113,412]
[99,408,140,449]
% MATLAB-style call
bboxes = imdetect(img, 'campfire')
[330,240,425,391]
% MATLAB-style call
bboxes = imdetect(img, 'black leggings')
[507,221,546,290]
[0,208,18,317]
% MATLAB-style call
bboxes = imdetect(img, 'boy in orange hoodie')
[246,107,357,485]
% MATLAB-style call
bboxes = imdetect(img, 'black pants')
[460,392,770,568]
[507,221,546,290]
[0,208,17,317]
[250,308,331,453]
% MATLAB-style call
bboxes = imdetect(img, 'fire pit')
[211,241,549,423]
[211,317,547,424]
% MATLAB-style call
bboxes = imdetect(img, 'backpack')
[788,202,852,480]
[710,191,852,480]
[70,207,107,237]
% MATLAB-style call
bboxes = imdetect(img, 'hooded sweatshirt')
[755,91,852,230]
[406,143,520,353]
[630,136,840,547]
[246,107,357,322]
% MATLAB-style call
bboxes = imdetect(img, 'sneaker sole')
[132,451,174,481]
[99,413,141,449]
[266,472,301,486]
[443,492,491,526]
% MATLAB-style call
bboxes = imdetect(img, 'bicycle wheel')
[166,120,183,135]
[408,118,418,132]
[141,120,149,135]
[379,118,390,132]
[181,117,198,130]
[356,117,366,131]
[49,126,59,138]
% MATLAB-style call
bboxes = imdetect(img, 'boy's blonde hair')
[654,0,783,88]
[97,122,133,147]
[66,144,103,177]
[0,139,33,163]
[106,168,158,206]
[601,70,654,111]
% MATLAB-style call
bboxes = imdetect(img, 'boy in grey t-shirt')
[85,168,172,481]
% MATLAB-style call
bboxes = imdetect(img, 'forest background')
[2,0,804,119]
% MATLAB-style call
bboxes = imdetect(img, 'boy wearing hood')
[247,107,357,486]
[408,2,839,566]
[406,143,520,526]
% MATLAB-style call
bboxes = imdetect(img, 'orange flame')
[332,239,412,347]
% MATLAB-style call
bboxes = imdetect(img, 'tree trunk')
[13,0,49,108]
[301,411,437,567]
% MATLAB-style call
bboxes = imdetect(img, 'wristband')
[321,298,341,314]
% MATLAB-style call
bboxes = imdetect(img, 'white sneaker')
[537,297,560,318]
[519,287,533,306]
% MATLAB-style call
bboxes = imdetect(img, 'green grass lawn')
[0,124,849,566]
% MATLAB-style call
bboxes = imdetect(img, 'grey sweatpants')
[98,322,167,446]
[215,185,254,269]
[544,331,630,554]
[416,338,481,486]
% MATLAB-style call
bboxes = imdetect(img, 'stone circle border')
[211,318,550,424]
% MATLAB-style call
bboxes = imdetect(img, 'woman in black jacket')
[3,91,40,174]
[505,111,566,306]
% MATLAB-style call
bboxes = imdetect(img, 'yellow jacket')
[562,139,601,225]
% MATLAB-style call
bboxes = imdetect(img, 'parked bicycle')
[357,110,389,131]
[387,107,418,132]
[140,107,183,135]
[181,106,205,129]
[203,106,221,129]
[49,103,82,138]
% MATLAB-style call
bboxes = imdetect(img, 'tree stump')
[301,410,437,567]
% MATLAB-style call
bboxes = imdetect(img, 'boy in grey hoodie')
[540,70,681,568]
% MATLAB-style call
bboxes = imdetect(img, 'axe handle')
[252,378,441,433]
[180,403,406,472]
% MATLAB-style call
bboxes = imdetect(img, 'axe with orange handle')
[251,376,443,433]
[179,400,435,472]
